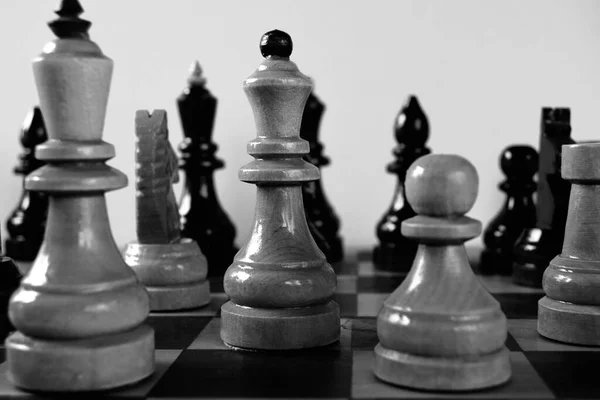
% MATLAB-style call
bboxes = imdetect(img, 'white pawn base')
[374,343,511,391]
[221,300,340,350]
[148,280,210,311]
[538,296,600,345]
[5,324,154,392]
[123,239,210,311]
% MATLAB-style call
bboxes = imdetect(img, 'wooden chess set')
[0,1,598,399]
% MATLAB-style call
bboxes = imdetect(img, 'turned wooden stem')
[42,195,123,268]
[561,184,600,260]
[239,185,321,264]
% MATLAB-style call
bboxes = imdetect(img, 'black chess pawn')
[5,107,49,261]
[479,145,538,275]
[373,95,431,272]
[178,61,238,277]
[300,91,343,263]
[513,108,575,287]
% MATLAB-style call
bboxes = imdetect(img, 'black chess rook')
[513,108,575,287]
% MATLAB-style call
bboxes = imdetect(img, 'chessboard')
[0,248,596,400]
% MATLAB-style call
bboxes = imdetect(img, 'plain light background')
[0,0,598,251]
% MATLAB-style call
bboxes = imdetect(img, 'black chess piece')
[0,236,22,341]
[177,61,238,277]
[479,145,538,275]
[373,95,431,272]
[513,108,575,287]
[5,107,49,261]
[0,253,22,342]
[300,91,343,263]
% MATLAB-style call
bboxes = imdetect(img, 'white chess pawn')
[374,154,511,391]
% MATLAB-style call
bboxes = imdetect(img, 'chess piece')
[479,145,538,275]
[300,91,344,263]
[178,62,238,277]
[538,142,600,345]
[5,0,154,391]
[220,30,340,350]
[374,154,511,391]
[124,110,210,311]
[373,96,431,272]
[5,107,49,261]
[513,108,574,287]
[0,223,22,341]
[0,254,21,341]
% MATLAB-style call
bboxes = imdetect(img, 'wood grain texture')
[538,142,600,345]
[6,2,154,391]
[220,30,339,350]
[123,238,210,311]
[374,154,511,391]
[135,110,181,244]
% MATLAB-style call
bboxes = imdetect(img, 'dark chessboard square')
[209,276,224,293]
[357,250,372,262]
[509,319,600,352]
[358,275,406,293]
[146,316,212,350]
[505,332,521,352]
[526,351,600,399]
[333,259,358,275]
[334,293,357,318]
[493,293,543,319]
[191,317,352,351]
[149,349,352,398]
[346,318,378,350]
[336,275,357,294]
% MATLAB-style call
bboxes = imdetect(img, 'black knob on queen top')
[260,30,293,58]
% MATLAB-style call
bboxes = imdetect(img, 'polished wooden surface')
[124,110,209,311]
[134,110,181,245]
[5,0,154,391]
[220,30,339,350]
[538,142,600,345]
[374,154,511,391]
